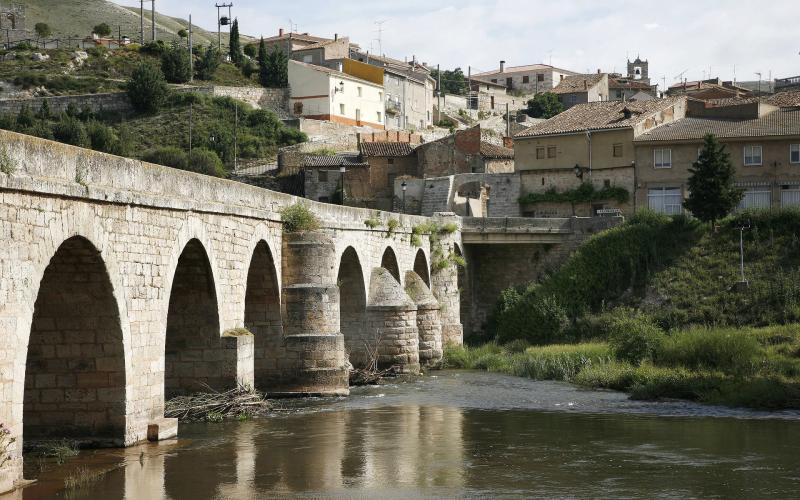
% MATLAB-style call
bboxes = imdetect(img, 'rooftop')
[552,73,607,94]
[289,60,382,87]
[359,142,416,157]
[473,63,578,77]
[515,97,685,138]
[480,141,514,159]
[634,109,800,142]
[304,153,368,168]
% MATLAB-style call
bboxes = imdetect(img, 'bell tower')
[627,56,649,84]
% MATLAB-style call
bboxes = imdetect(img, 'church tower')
[627,56,649,85]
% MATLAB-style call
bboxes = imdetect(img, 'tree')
[93,23,111,37]
[177,29,188,40]
[257,37,269,87]
[525,92,564,119]
[126,62,168,113]
[243,43,257,58]
[262,46,288,88]
[430,67,467,95]
[195,45,220,80]
[161,42,191,83]
[683,134,744,226]
[228,18,242,66]
[34,23,51,43]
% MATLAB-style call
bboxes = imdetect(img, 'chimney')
[597,68,601,74]
[500,60,506,73]
[279,28,284,37]
[334,33,338,41]
[584,80,588,90]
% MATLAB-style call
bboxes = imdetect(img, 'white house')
[288,60,386,130]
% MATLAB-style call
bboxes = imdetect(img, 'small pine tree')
[526,92,564,119]
[257,37,269,87]
[127,62,168,114]
[161,42,191,83]
[195,45,220,80]
[93,23,111,38]
[34,23,51,43]
[683,134,744,226]
[265,47,288,88]
[228,18,242,66]
[36,100,51,120]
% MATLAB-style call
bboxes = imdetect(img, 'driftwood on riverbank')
[165,385,271,422]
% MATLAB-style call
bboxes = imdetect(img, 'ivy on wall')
[518,182,630,205]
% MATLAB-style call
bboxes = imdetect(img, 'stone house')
[513,97,688,217]
[358,137,420,210]
[552,73,610,109]
[467,80,529,113]
[634,99,800,213]
[302,153,369,204]
[667,78,753,100]
[259,28,340,56]
[290,36,351,66]
[473,61,578,94]
[416,126,514,177]
[288,60,386,129]
[609,77,658,101]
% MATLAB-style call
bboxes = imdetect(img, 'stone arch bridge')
[0,131,467,492]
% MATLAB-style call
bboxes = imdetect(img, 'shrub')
[187,148,225,177]
[161,43,191,83]
[93,23,111,37]
[279,203,320,233]
[52,115,90,148]
[16,106,35,128]
[142,146,187,169]
[127,63,168,114]
[21,121,54,140]
[195,45,220,81]
[140,40,167,55]
[656,327,762,373]
[607,310,666,365]
[495,286,569,345]
[87,121,120,154]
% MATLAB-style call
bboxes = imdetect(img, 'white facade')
[384,71,434,131]
[288,60,386,129]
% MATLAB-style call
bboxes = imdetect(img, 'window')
[523,75,530,84]
[744,145,762,166]
[302,54,313,63]
[791,144,800,164]
[648,187,682,215]
[654,148,672,168]
[613,143,623,158]
[491,78,497,83]
[388,158,395,165]
[378,91,383,101]
[340,103,346,115]
[536,147,546,159]
[604,179,611,188]
[739,189,771,209]
[506,77,513,88]
[547,146,556,158]
[377,111,382,122]
[357,86,362,97]
[782,186,800,207]
[537,74,545,82]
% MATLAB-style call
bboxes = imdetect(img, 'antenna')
[374,20,387,58]
[755,72,762,94]
[673,68,689,82]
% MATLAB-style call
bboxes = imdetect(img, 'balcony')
[385,99,401,115]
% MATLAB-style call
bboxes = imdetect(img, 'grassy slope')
[21,0,220,46]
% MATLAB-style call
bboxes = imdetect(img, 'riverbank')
[444,324,800,410]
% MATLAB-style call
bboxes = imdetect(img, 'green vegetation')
[518,182,630,206]
[684,134,744,225]
[228,18,243,67]
[126,62,168,113]
[364,216,382,229]
[525,92,564,119]
[258,44,288,89]
[279,203,321,232]
[386,218,400,237]
[429,67,467,95]
[411,222,461,270]
[446,323,800,409]
[64,466,107,491]
[34,23,51,41]
[160,43,191,84]
[92,22,111,37]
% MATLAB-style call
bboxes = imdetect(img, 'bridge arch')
[24,235,128,449]
[380,246,401,283]
[164,238,230,397]
[413,249,431,287]
[244,240,283,390]
[337,247,368,368]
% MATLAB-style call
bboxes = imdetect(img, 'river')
[14,371,800,499]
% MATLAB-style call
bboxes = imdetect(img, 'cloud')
[111,0,800,86]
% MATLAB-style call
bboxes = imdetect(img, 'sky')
[112,0,800,86]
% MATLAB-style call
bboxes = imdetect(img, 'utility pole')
[234,102,239,171]
[151,0,156,42]
[467,65,472,115]
[215,3,233,52]
[506,103,510,138]
[189,102,193,159]
[188,14,193,82]
[140,0,144,44]
[437,63,441,122]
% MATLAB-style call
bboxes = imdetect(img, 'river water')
[14,371,800,499]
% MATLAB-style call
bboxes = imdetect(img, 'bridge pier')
[367,268,420,374]
[405,271,443,367]
[279,231,349,396]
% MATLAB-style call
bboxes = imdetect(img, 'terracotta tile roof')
[609,78,653,90]
[634,109,800,142]
[765,91,800,108]
[552,73,606,94]
[480,141,514,159]
[515,97,686,138]
[261,32,331,44]
[304,153,368,168]
[359,142,416,157]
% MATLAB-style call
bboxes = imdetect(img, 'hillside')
[18,0,252,47]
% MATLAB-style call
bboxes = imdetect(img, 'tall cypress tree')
[228,18,242,66]
[683,134,744,226]
[266,47,288,88]
[257,37,269,87]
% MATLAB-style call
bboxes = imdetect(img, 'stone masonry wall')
[0,92,132,116]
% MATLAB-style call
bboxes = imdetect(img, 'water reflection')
[13,372,800,499]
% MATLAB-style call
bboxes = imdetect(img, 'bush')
[127,63,168,114]
[656,327,762,373]
[52,115,89,148]
[87,121,120,154]
[142,146,187,169]
[279,203,320,233]
[140,40,167,55]
[187,148,225,177]
[195,45,220,81]
[607,310,666,365]
[495,286,569,345]
[161,43,191,83]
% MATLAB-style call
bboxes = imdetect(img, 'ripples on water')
[14,371,800,499]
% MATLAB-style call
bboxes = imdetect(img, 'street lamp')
[401,180,407,213]
[573,163,586,180]
[339,162,346,205]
